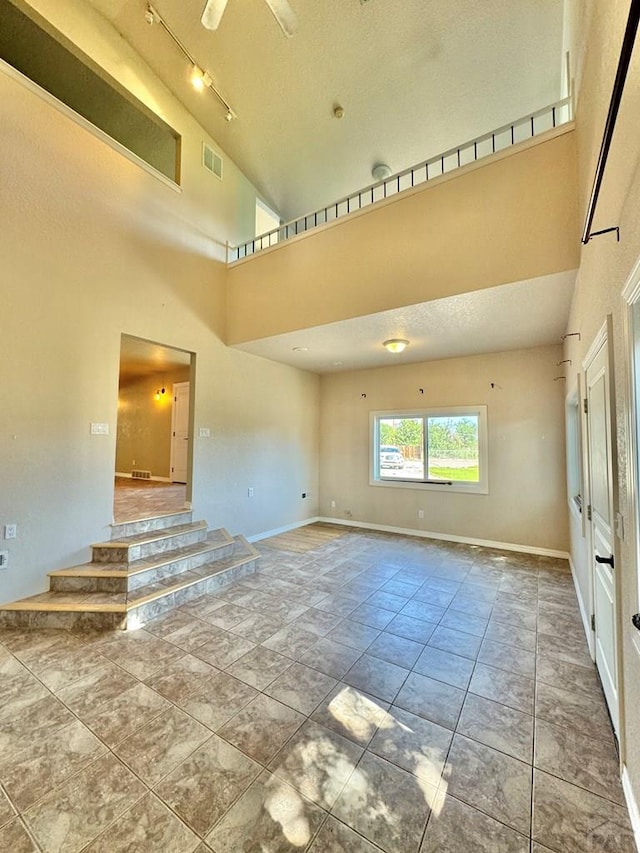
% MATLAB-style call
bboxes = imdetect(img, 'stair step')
[92,520,208,563]
[49,529,234,593]
[110,509,193,540]
[0,536,260,631]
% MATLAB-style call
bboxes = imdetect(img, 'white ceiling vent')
[202,143,223,180]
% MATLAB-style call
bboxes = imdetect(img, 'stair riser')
[49,576,127,594]
[131,558,259,627]
[110,510,193,540]
[92,527,208,564]
[127,543,235,591]
[0,610,126,631]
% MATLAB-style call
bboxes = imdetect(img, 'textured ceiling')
[118,336,191,384]
[84,0,568,222]
[233,272,578,373]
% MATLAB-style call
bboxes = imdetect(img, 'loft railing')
[228,96,572,263]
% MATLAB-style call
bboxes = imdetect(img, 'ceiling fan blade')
[201,0,229,30]
[264,0,298,37]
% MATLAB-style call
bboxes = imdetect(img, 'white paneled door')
[585,335,618,735]
[170,381,190,484]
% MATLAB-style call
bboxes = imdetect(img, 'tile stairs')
[0,510,260,631]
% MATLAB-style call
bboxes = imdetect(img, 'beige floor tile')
[205,770,326,853]
[420,792,529,853]
[177,669,258,731]
[113,706,212,785]
[23,753,147,853]
[532,770,636,853]
[218,694,305,764]
[265,662,337,715]
[0,718,107,811]
[444,734,532,835]
[155,735,260,836]
[85,793,199,852]
[269,720,363,810]
[0,818,38,852]
[332,750,433,853]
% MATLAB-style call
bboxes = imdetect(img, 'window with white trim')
[371,406,488,494]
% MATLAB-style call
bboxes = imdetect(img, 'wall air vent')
[131,469,152,480]
[203,143,223,180]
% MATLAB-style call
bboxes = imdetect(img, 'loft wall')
[226,129,580,345]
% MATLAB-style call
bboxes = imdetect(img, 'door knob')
[595,554,615,568]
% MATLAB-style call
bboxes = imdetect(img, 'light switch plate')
[90,423,109,435]
[0,550,8,569]
[199,427,211,438]
[4,524,16,539]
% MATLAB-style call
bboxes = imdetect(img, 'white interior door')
[585,337,618,734]
[170,381,190,484]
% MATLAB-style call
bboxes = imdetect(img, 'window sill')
[370,478,488,495]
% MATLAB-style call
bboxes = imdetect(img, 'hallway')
[0,526,634,852]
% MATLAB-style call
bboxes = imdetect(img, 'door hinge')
[583,398,588,414]
[587,504,592,521]
[591,613,596,632]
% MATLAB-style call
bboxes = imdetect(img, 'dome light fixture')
[383,338,409,354]
[372,163,392,182]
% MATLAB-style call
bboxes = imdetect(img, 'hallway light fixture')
[383,339,409,354]
[155,387,166,401]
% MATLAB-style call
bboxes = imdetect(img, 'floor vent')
[131,470,152,480]
[203,143,223,180]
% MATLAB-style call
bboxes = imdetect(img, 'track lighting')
[145,3,236,120]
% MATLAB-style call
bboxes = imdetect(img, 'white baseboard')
[313,516,570,559]
[115,472,172,483]
[622,765,640,852]
[246,517,321,543]
[568,554,595,657]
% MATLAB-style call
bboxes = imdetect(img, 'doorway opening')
[114,335,194,522]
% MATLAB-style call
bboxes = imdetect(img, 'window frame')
[370,405,489,495]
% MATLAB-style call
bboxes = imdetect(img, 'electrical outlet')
[417,510,424,520]
[330,500,336,508]
[199,427,211,438]
[4,524,17,539]
[248,487,254,498]
[0,550,8,569]
[301,492,307,498]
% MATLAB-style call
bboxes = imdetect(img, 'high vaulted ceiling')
[85,0,570,222]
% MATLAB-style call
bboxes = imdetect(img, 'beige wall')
[319,345,568,553]
[116,368,190,479]
[0,19,320,604]
[227,129,580,344]
[561,0,640,813]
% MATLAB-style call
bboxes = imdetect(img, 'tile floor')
[113,477,187,523]
[0,526,636,852]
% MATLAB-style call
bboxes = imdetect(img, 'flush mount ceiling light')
[383,339,409,354]
[372,163,392,182]
[292,346,309,352]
